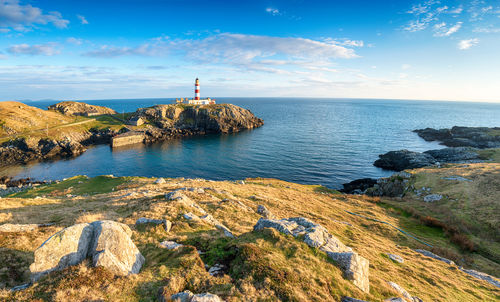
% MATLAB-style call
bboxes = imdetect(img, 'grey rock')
[170,291,223,302]
[327,252,370,293]
[135,217,171,232]
[424,147,480,163]
[159,240,183,250]
[414,126,500,148]
[90,221,145,276]
[10,283,30,291]
[341,297,369,302]
[155,178,166,184]
[384,298,404,302]
[171,290,194,302]
[423,194,442,202]
[257,205,276,219]
[254,217,368,292]
[415,249,455,265]
[387,281,414,302]
[387,253,404,264]
[208,263,226,276]
[30,223,94,282]
[183,212,199,221]
[374,149,436,171]
[441,176,471,181]
[30,220,144,282]
[459,267,500,288]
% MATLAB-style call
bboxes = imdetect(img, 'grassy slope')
[0,175,498,301]
[0,101,128,143]
[381,162,500,276]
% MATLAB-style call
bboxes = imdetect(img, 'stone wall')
[111,132,144,148]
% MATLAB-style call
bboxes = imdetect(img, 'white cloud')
[0,52,7,59]
[458,38,479,50]
[433,22,462,37]
[474,26,500,33]
[401,64,412,70]
[84,33,359,63]
[449,6,463,14]
[265,7,280,16]
[66,37,83,45]
[77,14,88,25]
[0,0,69,32]
[7,43,60,56]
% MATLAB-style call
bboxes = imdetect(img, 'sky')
[0,0,499,102]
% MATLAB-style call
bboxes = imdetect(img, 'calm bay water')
[3,98,500,189]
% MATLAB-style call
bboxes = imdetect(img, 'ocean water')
[3,98,500,189]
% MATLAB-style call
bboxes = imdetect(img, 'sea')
[2,98,500,189]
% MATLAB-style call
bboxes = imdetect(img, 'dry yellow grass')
[0,175,498,301]
[0,101,73,137]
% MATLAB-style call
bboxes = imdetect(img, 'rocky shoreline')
[0,101,264,169]
[342,126,499,194]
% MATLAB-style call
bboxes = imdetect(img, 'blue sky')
[0,0,499,102]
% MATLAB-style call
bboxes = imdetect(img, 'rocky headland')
[0,101,263,168]
[48,101,117,116]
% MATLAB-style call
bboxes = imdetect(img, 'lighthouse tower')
[194,78,200,101]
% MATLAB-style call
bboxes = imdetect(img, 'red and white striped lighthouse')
[194,78,200,101]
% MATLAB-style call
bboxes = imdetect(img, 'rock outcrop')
[374,147,483,171]
[340,178,378,194]
[374,150,437,171]
[169,291,223,302]
[128,103,264,134]
[253,217,369,292]
[48,101,117,116]
[414,126,500,148]
[0,137,87,167]
[30,220,144,282]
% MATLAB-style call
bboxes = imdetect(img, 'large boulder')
[30,220,144,282]
[374,149,436,171]
[253,217,369,292]
[30,223,94,282]
[90,220,145,276]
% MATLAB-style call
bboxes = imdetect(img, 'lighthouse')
[194,78,200,101]
[184,78,215,105]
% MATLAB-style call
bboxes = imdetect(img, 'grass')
[8,175,131,198]
[0,175,499,301]
[381,162,500,276]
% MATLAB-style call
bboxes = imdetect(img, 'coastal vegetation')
[0,168,499,301]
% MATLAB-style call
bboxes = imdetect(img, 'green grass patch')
[312,185,341,195]
[8,175,131,198]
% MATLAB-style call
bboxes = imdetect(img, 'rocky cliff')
[48,101,117,116]
[128,103,264,134]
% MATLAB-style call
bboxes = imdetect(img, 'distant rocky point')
[48,101,117,116]
[414,126,500,148]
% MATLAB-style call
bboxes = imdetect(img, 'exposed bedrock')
[253,216,370,292]
[414,126,500,148]
[373,147,482,171]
